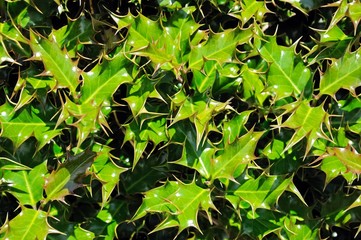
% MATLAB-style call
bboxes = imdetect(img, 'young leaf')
[132,180,217,235]
[319,47,361,96]
[29,30,80,97]
[44,150,96,203]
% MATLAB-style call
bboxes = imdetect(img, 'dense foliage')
[0,0,360,239]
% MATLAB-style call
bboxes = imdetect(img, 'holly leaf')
[326,146,361,174]
[111,13,162,52]
[44,150,96,203]
[232,175,292,211]
[0,101,61,149]
[51,16,93,57]
[189,27,253,70]
[260,38,311,100]
[2,161,47,207]
[319,46,361,96]
[230,0,269,24]
[347,0,361,32]
[320,156,357,185]
[212,129,264,180]
[29,30,80,97]
[123,116,168,168]
[132,180,217,235]
[91,144,127,206]
[123,75,162,117]
[280,101,331,155]
[80,52,133,106]
[1,208,58,239]
[169,120,216,179]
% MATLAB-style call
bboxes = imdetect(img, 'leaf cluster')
[0,0,361,239]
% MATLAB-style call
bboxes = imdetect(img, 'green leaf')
[260,38,311,100]
[80,52,133,106]
[189,27,253,70]
[240,208,284,239]
[283,218,320,240]
[347,0,361,31]
[29,30,80,97]
[44,150,96,203]
[111,13,163,52]
[230,0,269,24]
[338,96,361,133]
[223,110,253,144]
[51,16,93,57]
[132,180,216,235]
[1,208,57,239]
[123,75,162,117]
[0,157,31,171]
[213,129,263,180]
[320,156,357,185]
[232,175,292,211]
[192,60,218,93]
[123,116,168,168]
[319,47,361,96]
[91,144,127,206]
[169,120,216,179]
[281,100,330,155]
[0,102,61,149]
[3,161,47,207]
[326,146,361,174]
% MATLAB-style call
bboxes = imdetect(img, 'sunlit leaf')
[29,30,80,97]
[1,208,58,239]
[280,100,330,155]
[0,102,61,149]
[133,180,216,235]
[319,45,361,96]
[326,146,361,174]
[212,129,263,180]
[189,27,253,70]
[3,161,47,207]
[260,38,311,100]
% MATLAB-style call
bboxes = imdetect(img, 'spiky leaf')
[133,180,216,234]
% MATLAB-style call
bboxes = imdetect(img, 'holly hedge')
[0,0,360,239]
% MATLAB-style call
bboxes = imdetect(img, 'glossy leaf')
[3,161,47,207]
[281,101,330,155]
[233,175,292,211]
[0,102,61,149]
[327,146,361,174]
[133,180,216,234]
[91,144,127,206]
[29,31,80,97]
[319,47,361,96]
[260,38,311,100]
[1,208,57,239]
[189,28,253,70]
[212,129,263,180]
